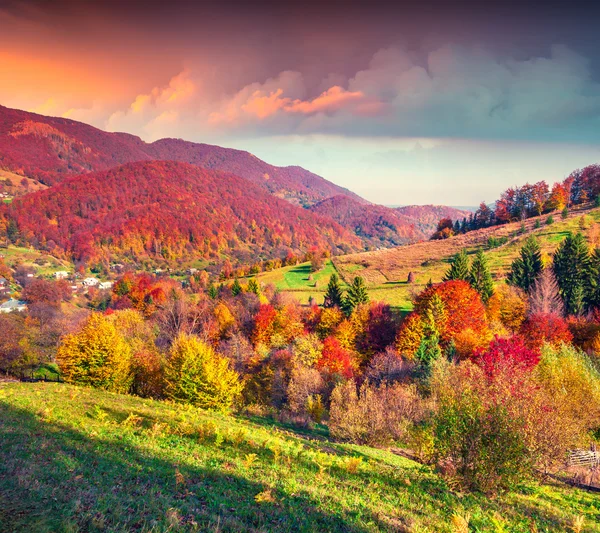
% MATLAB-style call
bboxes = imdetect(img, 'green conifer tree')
[553,232,592,315]
[324,273,344,308]
[507,236,543,292]
[247,278,260,295]
[443,250,470,282]
[231,278,242,296]
[207,283,218,300]
[469,249,494,302]
[342,276,369,315]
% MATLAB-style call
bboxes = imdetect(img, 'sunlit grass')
[1,383,598,532]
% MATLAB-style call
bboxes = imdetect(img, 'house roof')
[0,299,26,311]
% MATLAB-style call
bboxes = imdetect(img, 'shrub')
[433,381,531,493]
[317,337,356,378]
[286,365,326,421]
[329,380,425,445]
[364,347,415,385]
[413,280,489,347]
[164,334,242,412]
[474,336,540,381]
[57,313,133,393]
[486,284,528,335]
[131,349,165,399]
[519,313,573,350]
[291,333,323,367]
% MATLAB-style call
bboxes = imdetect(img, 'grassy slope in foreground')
[1,383,599,533]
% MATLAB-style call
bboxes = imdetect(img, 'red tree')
[519,313,573,350]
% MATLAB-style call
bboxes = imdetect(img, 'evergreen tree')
[453,220,461,234]
[469,249,494,302]
[207,283,218,300]
[247,278,260,295]
[585,247,600,311]
[324,273,344,308]
[507,236,543,292]
[343,276,369,315]
[552,232,592,315]
[414,307,442,380]
[443,249,470,282]
[231,278,242,296]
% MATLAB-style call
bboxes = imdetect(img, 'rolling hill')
[1,382,596,533]
[0,105,361,206]
[256,204,600,309]
[3,160,360,266]
[309,196,471,248]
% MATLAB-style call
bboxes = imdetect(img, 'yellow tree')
[165,334,242,412]
[57,313,133,393]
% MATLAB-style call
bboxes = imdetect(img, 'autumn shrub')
[433,392,529,493]
[317,337,357,378]
[364,347,415,385]
[413,280,488,347]
[329,380,425,445]
[291,333,323,367]
[486,284,528,335]
[430,360,531,493]
[519,313,573,350]
[131,349,165,399]
[286,365,326,422]
[164,333,242,412]
[56,312,133,393]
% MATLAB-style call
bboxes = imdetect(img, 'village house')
[82,277,99,287]
[54,271,70,280]
[98,281,113,290]
[0,299,27,313]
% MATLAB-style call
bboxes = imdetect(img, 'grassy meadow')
[1,382,599,533]
[256,206,600,312]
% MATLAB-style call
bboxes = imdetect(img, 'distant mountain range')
[0,104,469,267]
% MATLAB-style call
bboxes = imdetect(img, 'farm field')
[1,382,599,533]
[0,245,72,277]
[257,206,600,311]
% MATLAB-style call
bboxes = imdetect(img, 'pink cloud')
[285,86,366,114]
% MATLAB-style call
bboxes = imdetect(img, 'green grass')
[1,383,599,532]
[255,208,600,312]
[0,245,72,276]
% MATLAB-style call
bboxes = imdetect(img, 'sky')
[1,0,599,205]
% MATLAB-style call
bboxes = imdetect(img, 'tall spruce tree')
[443,249,470,282]
[469,249,494,302]
[552,232,592,315]
[231,278,242,296]
[343,276,369,315]
[507,236,543,292]
[324,273,344,308]
[587,247,600,311]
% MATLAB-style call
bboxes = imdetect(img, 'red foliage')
[5,161,359,265]
[252,304,278,346]
[110,272,171,316]
[519,313,573,350]
[318,336,356,378]
[413,280,488,345]
[357,302,397,356]
[0,105,359,204]
[474,335,540,381]
[21,278,71,306]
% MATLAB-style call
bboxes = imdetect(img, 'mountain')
[309,197,472,247]
[2,161,360,267]
[395,205,472,234]
[308,195,422,248]
[0,105,362,206]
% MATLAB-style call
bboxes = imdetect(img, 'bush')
[131,349,165,399]
[286,365,326,422]
[329,380,425,445]
[57,313,133,393]
[165,334,242,412]
[433,392,530,493]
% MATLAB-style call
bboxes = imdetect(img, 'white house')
[98,281,113,290]
[0,299,27,313]
[55,271,70,280]
[82,277,99,287]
